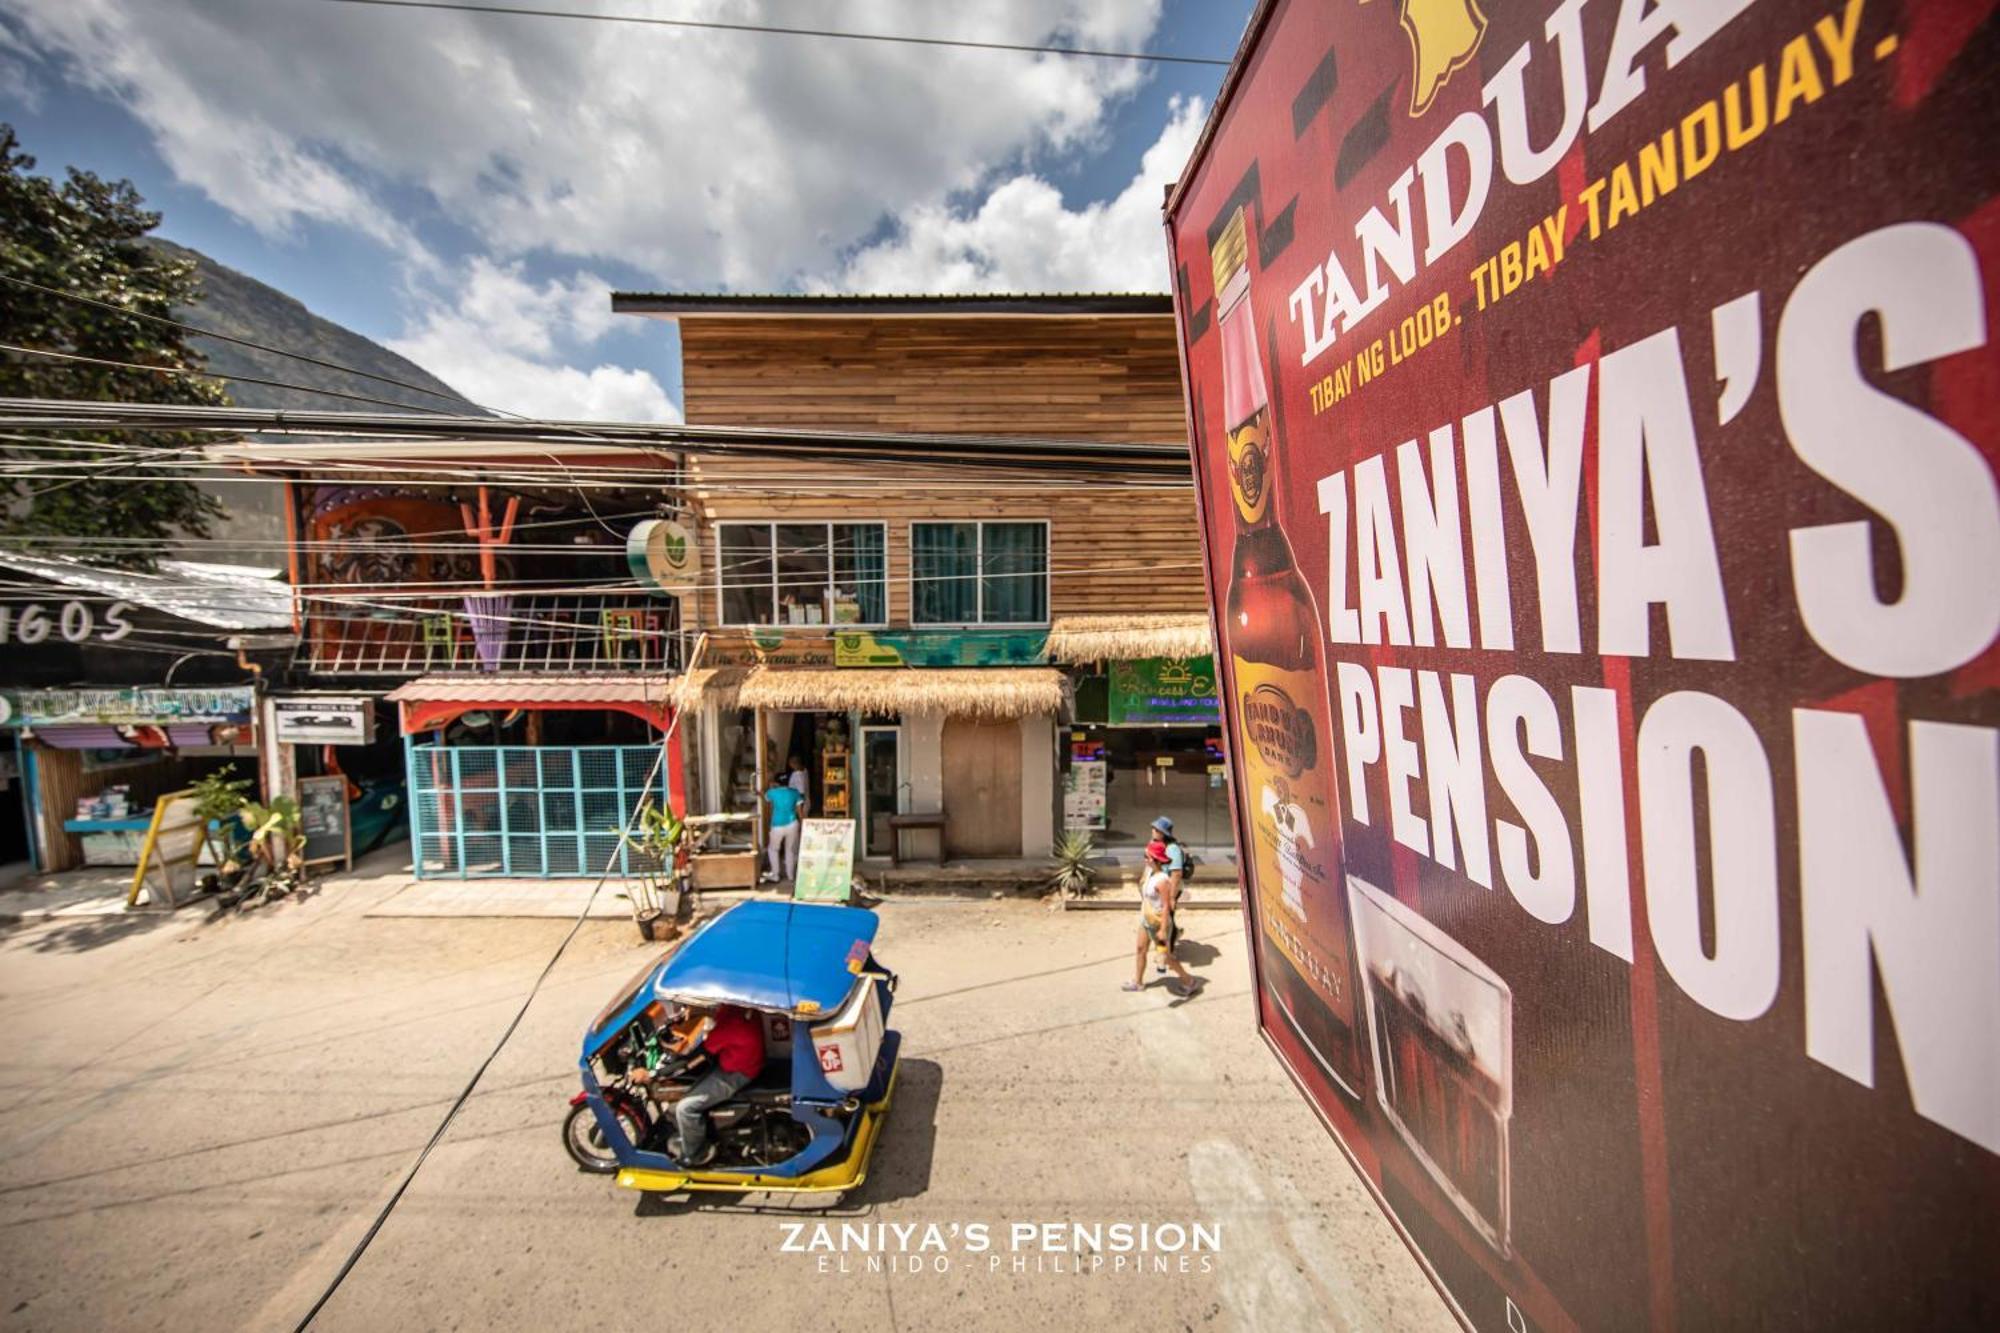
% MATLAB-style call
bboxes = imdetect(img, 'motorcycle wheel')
[563,1098,645,1175]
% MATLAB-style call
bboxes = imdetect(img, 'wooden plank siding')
[678,316,1187,442]
[676,315,1208,630]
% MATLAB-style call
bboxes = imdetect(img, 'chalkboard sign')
[297,775,352,872]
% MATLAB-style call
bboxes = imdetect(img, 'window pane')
[719,524,774,624]
[912,522,978,623]
[776,523,831,624]
[832,524,886,624]
[981,522,1047,623]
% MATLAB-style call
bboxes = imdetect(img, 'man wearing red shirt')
[672,1004,766,1166]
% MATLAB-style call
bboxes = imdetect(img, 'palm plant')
[1047,829,1097,901]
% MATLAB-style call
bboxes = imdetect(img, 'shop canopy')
[386,673,676,733]
[677,666,1065,720]
[1044,614,1214,663]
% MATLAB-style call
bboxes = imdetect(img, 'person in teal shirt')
[763,780,805,883]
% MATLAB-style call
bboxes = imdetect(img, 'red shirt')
[703,1005,767,1079]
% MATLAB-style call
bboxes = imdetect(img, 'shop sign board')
[627,518,699,596]
[1166,0,2000,1327]
[297,774,353,871]
[793,818,856,901]
[271,696,376,746]
[0,686,256,728]
[1108,655,1221,724]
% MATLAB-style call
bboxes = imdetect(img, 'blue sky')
[0,1,1251,419]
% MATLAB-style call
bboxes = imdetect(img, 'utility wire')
[287,656,693,1331]
[0,274,479,412]
[0,344,461,416]
[317,0,1231,66]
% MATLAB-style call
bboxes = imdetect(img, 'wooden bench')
[886,811,947,867]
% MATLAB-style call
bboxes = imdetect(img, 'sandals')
[1120,981,1144,992]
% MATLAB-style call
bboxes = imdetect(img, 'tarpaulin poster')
[1164,0,1999,1328]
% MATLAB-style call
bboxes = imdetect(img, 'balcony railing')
[303,594,683,676]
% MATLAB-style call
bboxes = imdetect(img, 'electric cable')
[286,644,699,1330]
[0,344,462,415]
[316,0,1231,66]
[0,274,480,412]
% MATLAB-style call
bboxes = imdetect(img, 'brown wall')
[677,316,1187,443]
[676,315,1206,627]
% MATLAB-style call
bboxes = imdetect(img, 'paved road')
[0,881,1455,1332]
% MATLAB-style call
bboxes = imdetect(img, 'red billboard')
[1164,0,1999,1327]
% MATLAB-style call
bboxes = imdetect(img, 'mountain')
[142,240,487,560]
[151,237,483,415]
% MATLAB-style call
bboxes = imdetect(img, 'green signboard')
[1108,656,1221,725]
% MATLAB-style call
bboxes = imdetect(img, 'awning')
[680,666,1065,719]
[1044,613,1214,663]
[387,673,677,734]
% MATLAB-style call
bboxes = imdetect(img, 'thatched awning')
[681,667,1065,719]
[1044,613,1214,663]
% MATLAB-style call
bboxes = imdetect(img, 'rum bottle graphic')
[1212,205,1365,1100]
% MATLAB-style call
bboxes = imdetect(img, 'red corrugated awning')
[387,674,677,733]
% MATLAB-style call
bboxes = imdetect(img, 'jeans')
[767,821,800,880]
[674,1067,750,1162]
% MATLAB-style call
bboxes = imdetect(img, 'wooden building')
[612,293,1227,868]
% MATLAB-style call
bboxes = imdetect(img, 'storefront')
[682,656,1063,867]
[0,553,295,873]
[386,674,683,879]
[3,685,263,871]
[1046,614,1233,866]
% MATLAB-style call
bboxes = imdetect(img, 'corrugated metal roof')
[385,673,678,704]
[611,292,1174,319]
[0,553,293,630]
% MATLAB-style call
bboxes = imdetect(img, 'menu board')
[793,818,856,902]
[296,775,352,871]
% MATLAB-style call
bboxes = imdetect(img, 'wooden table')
[886,811,947,867]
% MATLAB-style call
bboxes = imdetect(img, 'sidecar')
[568,899,900,1196]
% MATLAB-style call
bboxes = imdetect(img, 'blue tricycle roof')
[652,900,879,1015]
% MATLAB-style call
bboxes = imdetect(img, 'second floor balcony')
[304,593,684,677]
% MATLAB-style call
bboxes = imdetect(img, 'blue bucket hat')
[1151,816,1175,835]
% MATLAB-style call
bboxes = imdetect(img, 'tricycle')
[563,900,900,1197]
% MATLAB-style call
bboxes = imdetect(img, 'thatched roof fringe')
[1044,613,1214,663]
[681,667,1065,719]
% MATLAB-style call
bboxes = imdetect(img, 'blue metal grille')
[406,742,666,879]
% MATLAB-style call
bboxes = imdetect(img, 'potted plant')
[618,800,687,940]
[1046,829,1098,904]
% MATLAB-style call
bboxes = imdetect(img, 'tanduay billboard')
[1163,0,1998,1327]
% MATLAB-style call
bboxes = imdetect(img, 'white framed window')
[910,519,1050,626]
[715,522,888,627]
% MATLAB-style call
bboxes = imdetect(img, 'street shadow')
[1173,936,1223,968]
[630,1057,943,1219]
[0,910,183,955]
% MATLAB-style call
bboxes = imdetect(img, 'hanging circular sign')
[626,518,698,597]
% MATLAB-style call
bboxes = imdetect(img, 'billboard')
[1163,1,1999,1328]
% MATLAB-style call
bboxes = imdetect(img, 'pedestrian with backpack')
[1124,838,1201,997]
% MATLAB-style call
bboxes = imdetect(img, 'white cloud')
[389,260,680,421]
[820,94,1205,294]
[1,0,1165,286]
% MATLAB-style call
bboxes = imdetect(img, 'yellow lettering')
[1525,226,1550,281]
[1724,65,1770,150]
[1542,206,1569,265]
[1605,162,1641,230]
[1773,35,1825,124]
[1681,100,1722,180]
[1815,0,1865,84]
[1577,177,1608,239]
[1498,241,1524,294]
[1638,128,1678,207]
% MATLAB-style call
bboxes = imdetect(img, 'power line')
[0,274,479,412]
[0,344,461,416]
[317,0,1231,67]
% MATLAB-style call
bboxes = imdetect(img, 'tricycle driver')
[634,1002,767,1167]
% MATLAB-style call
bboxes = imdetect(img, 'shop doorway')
[858,725,902,858]
[941,717,1021,857]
